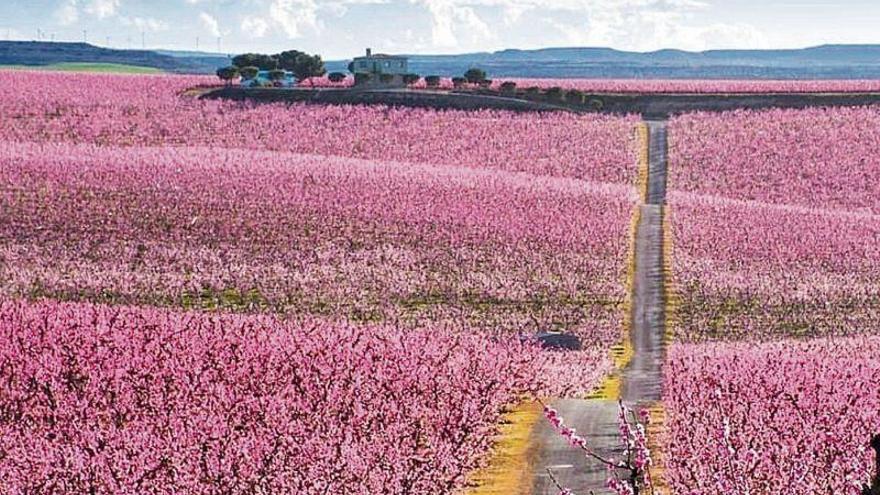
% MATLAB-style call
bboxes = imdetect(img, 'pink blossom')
[665,338,880,494]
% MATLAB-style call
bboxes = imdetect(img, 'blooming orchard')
[500,78,880,94]
[664,106,880,493]
[665,337,880,494]
[666,108,880,341]
[0,71,639,184]
[302,74,880,94]
[667,192,880,341]
[0,299,569,494]
[0,140,635,357]
[669,108,880,213]
[0,70,641,493]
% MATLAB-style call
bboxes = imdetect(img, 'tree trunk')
[862,435,880,495]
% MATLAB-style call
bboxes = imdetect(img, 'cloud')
[84,0,120,19]
[400,0,764,52]
[45,0,762,56]
[320,0,390,17]
[269,0,320,38]
[54,0,79,26]
[418,0,494,48]
[199,12,221,37]
[119,16,169,32]
[262,0,390,39]
[52,0,122,26]
[501,4,527,25]
[549,0,766,51]
[241,16,270,38]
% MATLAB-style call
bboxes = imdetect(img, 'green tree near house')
[464,67,487,85]
[354,72,372,85]
[232,53,278,70]
[230,50,326,87]
[216,66,239,86]
[238,66,259,81]
[276,50,305,71]
[287,53,326,86]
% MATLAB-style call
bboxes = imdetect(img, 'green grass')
[0,62,163,74]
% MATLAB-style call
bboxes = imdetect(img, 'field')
[3,67,880,494]
[663,107,880,493]
[0,62,164,73]
[0,70,640,493]
[665,336,880,493]
[304,75,880,93]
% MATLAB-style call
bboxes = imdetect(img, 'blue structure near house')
[240,70,296,88]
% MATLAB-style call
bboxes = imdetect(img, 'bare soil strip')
[204,87,880,117]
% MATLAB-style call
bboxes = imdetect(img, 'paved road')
[622,121,668,405]
[645,121,668,207]
[621,204,665,405]
[531,400,621,495]
[529,121,669,495]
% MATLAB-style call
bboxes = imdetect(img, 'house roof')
[353,53,407,60]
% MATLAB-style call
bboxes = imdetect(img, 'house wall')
[355,73,406,88]
[352,57,408,75]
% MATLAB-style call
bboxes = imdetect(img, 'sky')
[2,0,880,59]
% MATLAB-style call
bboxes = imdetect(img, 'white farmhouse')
[351,48,409,75]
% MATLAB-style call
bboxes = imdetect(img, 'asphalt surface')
[645,121,669,206]
[531,399,621,495]
[529,120,669,495]
[622,121,668,405]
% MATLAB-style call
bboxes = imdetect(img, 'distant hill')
[0,41,229,74]
[6,41,880,79]
[327,45,880,79]
[154,49,232,73]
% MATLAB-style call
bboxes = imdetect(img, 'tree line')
[217,53,510,92]
[216,50,326,85]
